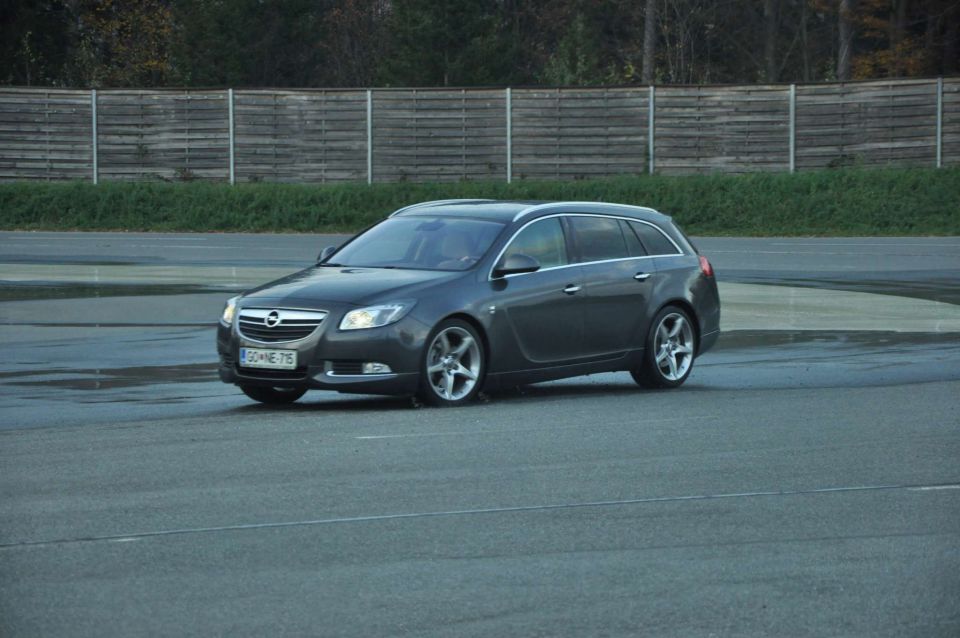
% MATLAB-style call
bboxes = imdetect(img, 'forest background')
[2,0,958,90]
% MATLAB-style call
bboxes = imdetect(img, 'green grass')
[1,167,958,235]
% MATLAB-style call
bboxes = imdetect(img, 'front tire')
[240,385,307,404]
[632,305,696,389]
[417,319,485,407]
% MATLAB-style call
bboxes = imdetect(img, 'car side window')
[619,219,647,257]
[503,218,568,269]
[569,216,629,263]
[629,221,681,255]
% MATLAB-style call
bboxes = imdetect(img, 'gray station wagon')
[217,200,720,406]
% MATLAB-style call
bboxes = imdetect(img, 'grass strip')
[1,167,957,236]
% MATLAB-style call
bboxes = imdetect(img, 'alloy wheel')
[654,312,694,381]
[425,325,482,402]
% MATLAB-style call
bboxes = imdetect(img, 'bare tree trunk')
[886,0,908,76]
[764,0,779,82]
[944,2,958,74]
[837,0,855,81]
[801,0,811,82]
[892,0,908,48]
[642,0,657,84]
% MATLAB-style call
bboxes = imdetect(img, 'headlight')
[220,296,239,326]
[340,302,414,330]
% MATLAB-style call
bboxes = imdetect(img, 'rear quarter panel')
[653,255,720,354]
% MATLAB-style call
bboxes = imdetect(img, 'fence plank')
[0,89,92,180]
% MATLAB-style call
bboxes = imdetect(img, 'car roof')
[389,199,670,224]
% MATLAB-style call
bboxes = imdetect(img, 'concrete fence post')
[936,77,943,168]
[506,88,513,183]
[91,89,98,184]
[648,85,655,175]
[366,89,373,184]
[228,88,235,185]
[789,84,796,174]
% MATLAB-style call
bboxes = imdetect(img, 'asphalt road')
[1,232,959,637]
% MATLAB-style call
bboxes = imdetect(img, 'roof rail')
[511,201,661,222]
[388,199,496,218]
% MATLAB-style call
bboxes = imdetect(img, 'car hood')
[241,266,463,307]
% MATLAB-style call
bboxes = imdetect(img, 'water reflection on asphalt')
[0,283,241,302]
[2,326,959,431]
[722,270,960,305]
[1,362,217,390]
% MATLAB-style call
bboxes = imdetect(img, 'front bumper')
[218,362,420,396]
[216,302,428,396]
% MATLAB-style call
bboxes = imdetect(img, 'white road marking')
[908,484,960,491]
[3,481,956,551]
[2,236,209,241]
[0,244,228,250]
[769,241,960,248]
[127,244,231,250]
[706,249,957,257]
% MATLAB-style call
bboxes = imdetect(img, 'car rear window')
[629,221,681,256]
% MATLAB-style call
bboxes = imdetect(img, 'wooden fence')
[0,78,956,183]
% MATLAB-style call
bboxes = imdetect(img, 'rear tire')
[632,305,696,389]
[417,319,485,407]
[240,385,307,404]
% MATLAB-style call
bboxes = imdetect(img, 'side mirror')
[493,253,540,278]
[317,246,337,264]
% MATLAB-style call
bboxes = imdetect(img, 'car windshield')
[330,216,505,271]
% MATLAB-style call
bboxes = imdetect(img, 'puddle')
[0,257,141,266]
[3,362,218,390]
[714,329,960,351]
[721,271,960,306]
[2,255,308,267]
[0,282,242,302]
[1,322,215,328]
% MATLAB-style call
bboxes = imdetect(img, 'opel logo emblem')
[264,311,281,328]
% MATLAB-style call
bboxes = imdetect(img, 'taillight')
[699,255,714,277]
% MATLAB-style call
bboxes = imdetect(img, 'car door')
[568,215,656,357]
[488,216,588,366]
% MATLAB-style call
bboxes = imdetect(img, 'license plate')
[239,348,297,370]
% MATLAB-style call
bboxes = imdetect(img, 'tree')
[0,1,74,85]
[1,0,956,88]
[321,0,389,86]
[379,0,518,86]
[170,0,333,87]
[61,0,174,87]
[541,14,603,85]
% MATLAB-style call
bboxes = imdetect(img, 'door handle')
[563,284,582,295]
[633,272,652,281]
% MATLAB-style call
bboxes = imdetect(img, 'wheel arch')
[440,312,491,366]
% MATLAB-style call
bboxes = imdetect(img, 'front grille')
[330,360,364,375]
[238,308,327,343]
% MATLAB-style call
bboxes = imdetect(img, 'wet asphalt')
[1,232,959,637]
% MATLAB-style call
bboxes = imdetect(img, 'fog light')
[362,362,392,374]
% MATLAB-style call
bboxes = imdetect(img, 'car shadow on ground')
[224,377,663,414]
